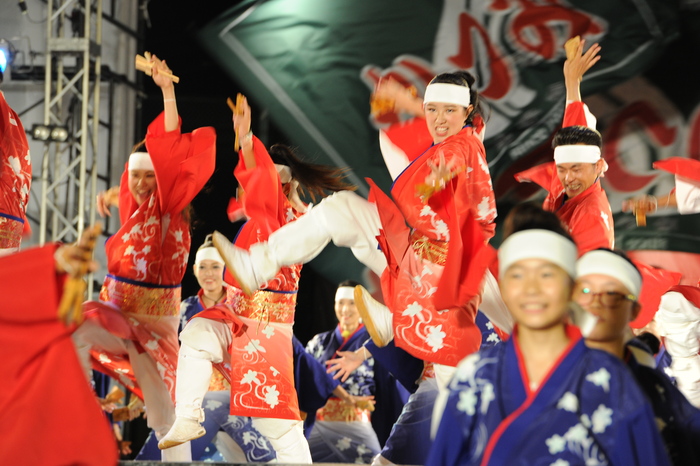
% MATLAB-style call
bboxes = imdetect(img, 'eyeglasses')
[574,287,636,308]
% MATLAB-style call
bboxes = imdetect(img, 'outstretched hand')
[233,95,253,152]
[96,186,120,218]
[563,38,601,85]
[326,349,365,382]
[54,225,101,276]
[373,78,422,116]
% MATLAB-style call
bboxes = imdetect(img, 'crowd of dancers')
[2,40,700,465]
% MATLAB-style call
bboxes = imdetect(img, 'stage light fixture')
[31,124,70,142]
[0,40,10,74]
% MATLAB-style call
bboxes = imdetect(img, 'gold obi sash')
[409,230,448,266]
[0,214,23,249]
[100,274,181,317]
[226,287,297,324]
[316,398,372,423]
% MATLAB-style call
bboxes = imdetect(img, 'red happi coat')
[371,123,497,367]
[0,91,31,250]
[0,245,117,465]
[85,113,216,400]
[654,157,700,214]
[515,101,614,254]
[197,136,304,420]
[515,163,614,254]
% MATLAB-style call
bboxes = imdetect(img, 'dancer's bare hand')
[97,186,120,217]
[326,349,365,382]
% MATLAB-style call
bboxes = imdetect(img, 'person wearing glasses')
[575,248,700,465]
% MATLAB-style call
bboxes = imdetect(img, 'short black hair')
[553,125,603,150]
[429,70,487,126]
[502,202,573,241]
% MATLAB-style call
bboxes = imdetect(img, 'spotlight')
[50,126,69,142]
[31,124,70,142]
[0,39,14,74]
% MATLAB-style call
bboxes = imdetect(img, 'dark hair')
[131,139,147,154]
[0,69,4,84]
[502,202,572,241]
[268,144,357,201]
[429,71,487,126]
[337,279,361,289]
[592,248,642,277]
[552,125,603,150]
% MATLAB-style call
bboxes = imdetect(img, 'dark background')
[139,1,339,345]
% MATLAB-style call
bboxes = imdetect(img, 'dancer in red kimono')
[215,72,497,370]
[0,69,31,256]
[159,95,354,463]
[71,55,216,461]
[0,231,117,466]
[516,39,614,254]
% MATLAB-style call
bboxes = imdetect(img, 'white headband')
[195,247,224,265]
[335,286,355,302]
[576,250,641,298]
[553,145,601,164]
[128,151,154,171]
[499,229,577,279]
[423,83,471,108]
[275,164,292,184]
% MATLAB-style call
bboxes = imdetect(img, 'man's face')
[556,159,601,198]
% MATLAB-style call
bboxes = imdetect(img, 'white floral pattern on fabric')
[336,437,352,451]
[245,339,266,354]
[205,399,223,411]
[550,459,570,466]
[263,384,280,408]
[425,325,446,352]
[557,392,579,412]
[262,325,275,338]
[590,404,613,433]
[585,368,611,393]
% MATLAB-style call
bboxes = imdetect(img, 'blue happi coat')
[429,325,671,466]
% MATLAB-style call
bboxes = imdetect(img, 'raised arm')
[563,38,601,128]
[149,54,178,132]
[232,95,255,170]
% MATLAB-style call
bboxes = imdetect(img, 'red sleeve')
[0,243,119,465]
[234,136,286,235]
[563,101,589,127]
[144,112,217,215]
[429,132,496,240]
[383,117,434,162]
[654,157,700,184]
[0,244,63,321]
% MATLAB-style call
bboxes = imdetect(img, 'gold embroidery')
[100,275,181,316]
[316,398,372,423]
[410,230,448,266]
[0,217,23,249]
[226,288,297,324]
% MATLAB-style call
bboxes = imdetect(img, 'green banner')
[199,0,700,284]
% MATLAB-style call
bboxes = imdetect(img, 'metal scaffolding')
[39,0,103,246]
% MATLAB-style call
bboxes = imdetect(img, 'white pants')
[72,319,192,461]
[251,190,387,282]
[179,317,312,463]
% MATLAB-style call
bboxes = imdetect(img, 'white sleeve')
[656,291,700,407]
[379,130,411,181]
[675,175,700,215]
